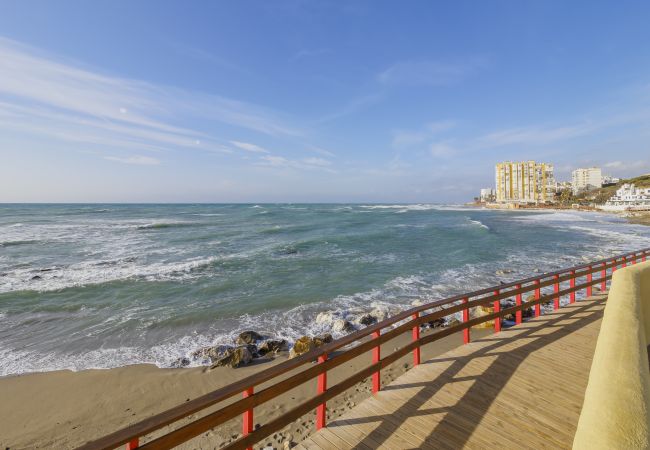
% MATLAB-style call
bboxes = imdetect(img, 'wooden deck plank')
[299,296,605,449]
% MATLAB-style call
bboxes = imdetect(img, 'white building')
[572,167,602,195]
[479,188,495,203]
[599,184,650,211]
[601,175,620,186]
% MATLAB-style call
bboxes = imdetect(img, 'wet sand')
[0,326,492,449]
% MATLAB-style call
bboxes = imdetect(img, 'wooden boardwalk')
[297,295,606,450]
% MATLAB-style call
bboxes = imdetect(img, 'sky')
[1,1,650,203]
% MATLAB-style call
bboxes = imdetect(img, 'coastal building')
[601,175,620,187]
[495,161,556,204]
[556,181,573,192]
[479,188,496,203]
[600,183,650,211]
[572,167,602,195]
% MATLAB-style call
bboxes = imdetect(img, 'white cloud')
[430,141,457,158]
[479,123,597,146]
[0,36,302,158]
[378,58,486,86]
[257,155,334,171]
[302,157,332,166]
[229,140,270,153]
[104,155,161,165]
[392,120,456,149]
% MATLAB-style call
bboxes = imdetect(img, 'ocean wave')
[360,204,438,211]
[468,219,490,230]
[136,221,196,230]
[0,239,39,247]
[0,256,219,293]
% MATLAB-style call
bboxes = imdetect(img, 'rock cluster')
[289,334,333,359]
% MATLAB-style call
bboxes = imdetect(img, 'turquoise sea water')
[1,204,649,375]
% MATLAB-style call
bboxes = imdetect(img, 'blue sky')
[1,1,650,202]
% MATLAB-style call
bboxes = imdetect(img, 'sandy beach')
[0,326,492,449]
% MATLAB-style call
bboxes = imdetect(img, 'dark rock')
[332,319,354,333]
[190,345,233,362]
[423,318,445,329]
[358,314,377,326]
[444,318,461,328]
[257,339,288,356]
[313,333,332,347]
[237,330,264,345]
[31,275,42,280]
[289,334,333,359]
[170,357,190,368]
[211,346,253,368]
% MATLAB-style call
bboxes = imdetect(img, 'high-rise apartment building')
[572,167,602,195]
[495,161,556,204]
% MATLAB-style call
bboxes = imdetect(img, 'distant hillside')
[580,173,650,204]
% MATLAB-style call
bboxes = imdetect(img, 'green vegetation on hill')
[562,173,650,206]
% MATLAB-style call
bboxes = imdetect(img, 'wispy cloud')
[316,92,384,123]
[378,58,487,86]
[603,160,650,171]
[0,36,302,161]
[430,141,457,158]
[230,140,270,153]
[257,155,335,172]
[104,155,161,165]
[479,122,598,146]
[392,120,456,148]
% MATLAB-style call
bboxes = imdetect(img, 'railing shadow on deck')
[326,298,606,449]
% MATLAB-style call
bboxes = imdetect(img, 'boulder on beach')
[190,344,233,362]
[444,318,461,328]
[423,318,445,329]
[332,319,354,333]
[257,339,288,356]
[170,357,190,368]
[474,306,495,328]
[211,346,254,369]
[357,314,377,326]
[289,334,333,359]
[236,330,264,345]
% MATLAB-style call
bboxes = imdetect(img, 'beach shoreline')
[470,203,650,226]
[0,326,492,449]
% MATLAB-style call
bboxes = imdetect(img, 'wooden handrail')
[78,247,650,450]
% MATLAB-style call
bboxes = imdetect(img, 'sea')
[1,203,649,376]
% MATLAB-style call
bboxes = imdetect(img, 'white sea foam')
[468,219,490,230]
[0,256,219,293]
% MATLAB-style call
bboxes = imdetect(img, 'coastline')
[0,326,491,449]
[470,203,650,226]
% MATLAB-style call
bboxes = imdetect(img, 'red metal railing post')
[412,312,420,366]
[622,256,627,268]
[570,270,576,303]
[515,284,522,325]
[372,330,381,393]
[643,252,647,263]
[462,297,470,344]
[316,353,327,430]
[601,262,607,292]
[553,274,560,310]
[586,265,592,297]
[613,257,618,273]
[493,290,501,333]
[126,438,139,450]
[243,387,254,450]
[534,279,541,317]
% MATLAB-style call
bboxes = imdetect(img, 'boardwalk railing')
[78,248,650,450]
